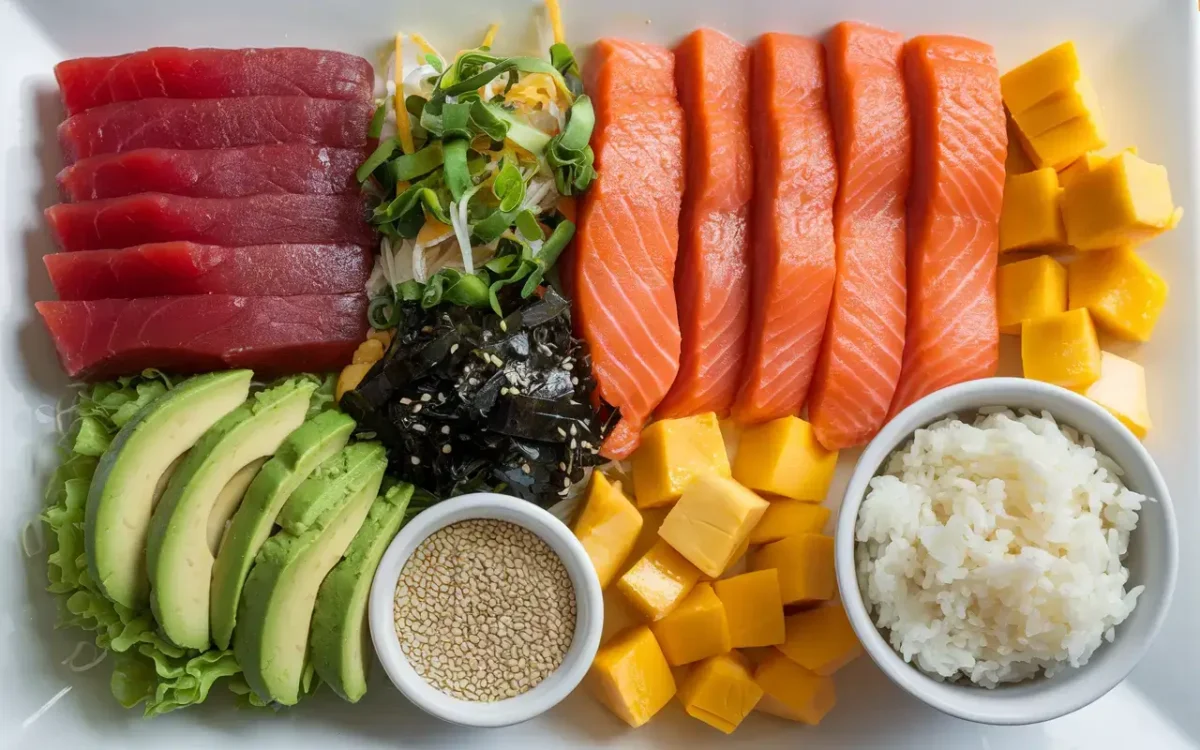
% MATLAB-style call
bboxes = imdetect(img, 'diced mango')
[649,582,731,666]
[1021,309,1102,389]
[1059,148,1137,189]
[754,650,836,726]
[1000,41,1083,114]
[1060,151,1183,250]
[573,472,644,589]
[714,570,785,648]
[352,338,385,364]
[617,540,702,621]
[1021,115,1106,171]
[997,255,1068,335]
[1005,115,1037,175]
[701,536,752,581]
[1071,351,1152,439]
[732,417,838,502]
[677,653,763,734]
[1067,246,1168,342]
[657,474,767,578]
[999,168,1066,252]
[1011,76,1102,138]
[336,362,372,401]
[632,413,731,509]
[589,625,677,728]
[777,604,863,676]
[749,500,830,545]
[750,534,835,606]
[602,585,643,646]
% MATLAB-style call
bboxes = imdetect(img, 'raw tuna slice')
[55,47,374,114]
[36,294,368,380]
[45,243,372,300]
[58,146,366,201]
[45,194,375,251]
[58,97,372,162]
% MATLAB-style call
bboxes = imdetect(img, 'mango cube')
[754,650,836,725]
[1005,116,1037,175]
[777,604,863,676]
[632,412,730,509]
[1021,309,1102,389]
[1011,76,1103,138]
[701,536,751,581]
[750,534,835,606]
[617,540,703,621]
[1000,41,1083,114]
[1060,151,1183,250]
[1059,148,1136,190]
[732,417,837,502]
[1068,246,1168,342]
[574,473,644,588]
[601,585,644,646]
[1072,351,1152,439]
[714,570,785,648]
[589,626,677,728]
[1022,115,1107,171]
[678,653,763,734]
[749,500,830,545]
[649,582,730,666]
[997,255,1068,335]
[999,169,1066,252]
[658,473,768,578]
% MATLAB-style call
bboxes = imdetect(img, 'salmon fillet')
[733,34,837,424]
[573,40,684,458]
[656,29,753,420]
[888,36,1006,416]
[807,22,911,450]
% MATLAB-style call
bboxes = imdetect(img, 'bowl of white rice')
[835,378,1177,725]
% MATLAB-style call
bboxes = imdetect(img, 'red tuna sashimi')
[36,294,368,380]
[55,47,374,114]
[44,243,372,300]
[45,194,374,251]
[58,97,373,163]
[57,146,365,201]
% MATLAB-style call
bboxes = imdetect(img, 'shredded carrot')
[545,0,565,45]
[393,35,415,156]
[409,33,441,64]
[481,23,499,48]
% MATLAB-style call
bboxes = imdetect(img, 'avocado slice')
[207,458,267,554]
[147,379,316,649]
[234,443,387,705]
[209,410,356,650]
[311,482,414,702]
[85,370,252,610]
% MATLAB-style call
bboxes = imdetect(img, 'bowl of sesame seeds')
[368,492,603,727]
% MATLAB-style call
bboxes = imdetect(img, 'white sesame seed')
[500,320,509,332]
[556,427,567,438]
[421,393,432,402]
[413,404,423,413]
[411,456,421,466]
[442,444,452,454]
[569,425,577,436]
[400,397,413,405]
[521,464,531,474]
[441,425,451,435]
[450,343,460,354]
[413,424,427,433]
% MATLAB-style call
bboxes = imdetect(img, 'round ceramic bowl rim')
[834,377,1179,725]
[368,492,603,728]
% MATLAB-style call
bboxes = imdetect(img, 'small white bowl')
[835,378,1178,725]
[368,492,602,728]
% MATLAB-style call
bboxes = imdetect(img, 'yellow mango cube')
[573,472,644,589]
[999,168,1066,252]
[1001,41,1083,114]
[753,650,836,726]
[589,625,677,728]
[1072,351,1152,439]
[997,256,1068,335]
[1022,115,1107,171]
[1011,76,1103,138]
[777,604,863,676]
[749,500,830,545]
[1005,116,1037,175]
[678,653,763,734]
[732,417,838,502]
[700,536,752,581]
[714,570,785,648]
[632,413,731,509]
[750,534,835,606]
[658,473,768,578]
[617,540,702,621]
[1021,309,1102,389]
[1059,148,1136,190]
[1060,151,1183,250]
[1068,246,1168,342]
[649,582,731,666]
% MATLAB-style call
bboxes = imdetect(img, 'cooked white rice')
[856,409,1147,688]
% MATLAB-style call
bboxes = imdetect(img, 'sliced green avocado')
[311,482,414,702]
[85,370,252,610]
[209,410,356,650]
[148,379,316,649]
[207,458,267,555]
[234,444,386,705]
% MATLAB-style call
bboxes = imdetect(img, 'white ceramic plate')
[2,0,1197,748]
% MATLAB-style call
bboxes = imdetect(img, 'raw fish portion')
[58,97,372,162]
[45,194,374,251]
[808,22,911,450]
[36,294,367,380]
[888,36,1006,416]
[58,146,365,201]
[55,47,374,114]
[45,243,372,300]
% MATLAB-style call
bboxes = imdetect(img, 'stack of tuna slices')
[36,47,378,380]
